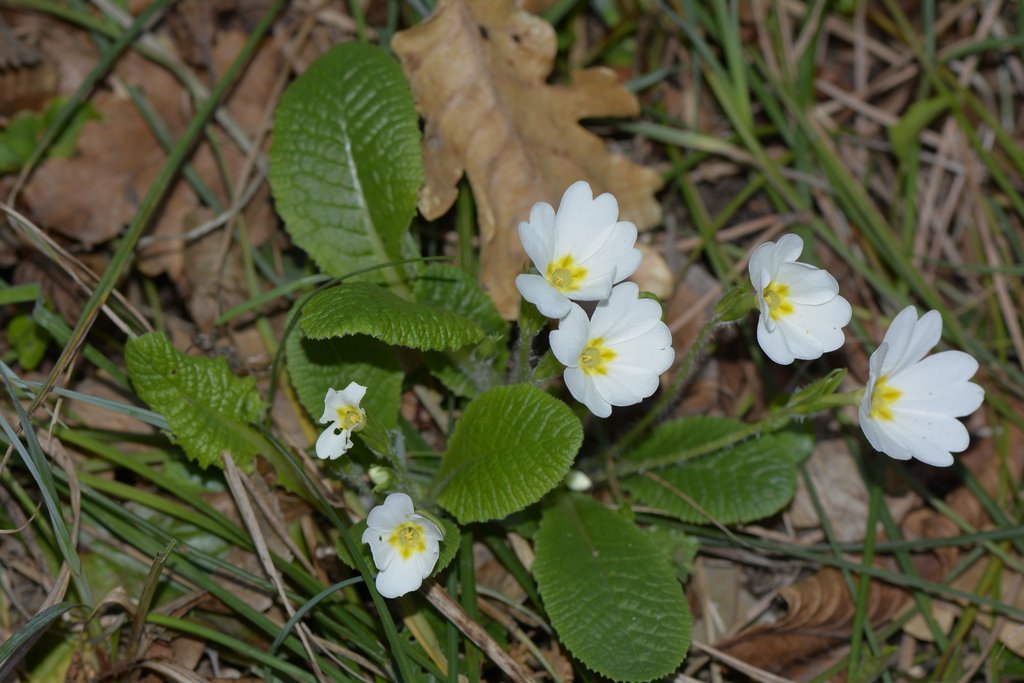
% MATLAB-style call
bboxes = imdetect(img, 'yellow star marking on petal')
[763,281,795,320]
[869,375,902,422]
[579,338,617,376]
[388,522,428,560]
[546,255,588,293]
[335,405,366,432]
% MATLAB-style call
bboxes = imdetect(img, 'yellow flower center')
[579,338,616,376]
[335,405,366,431]
[388,521,428,560]
[869,375,902,422]
[546,255,588,292]
[763,281,795,320]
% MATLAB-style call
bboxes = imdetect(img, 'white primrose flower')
[360,493,443,598]
[315,382,367,460]
[859,306,984,467]
[748,233,852,365]
[515,180,642,319]
[549,282,675,418]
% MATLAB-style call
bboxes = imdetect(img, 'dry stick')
[816,62,920,119]
[955,572,1023,683]
[423,581,535,683]
[689,640,795,683]
[222,454,327,683]
[239,474,318,576]
[915,0,1004,263]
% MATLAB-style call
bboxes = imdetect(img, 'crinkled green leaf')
[534,495,691,681]
[126,332,267,470]
[301,282,484,351]
[413,264,508,337]
[268,42,422,279]
[286,332,402,429]
[623,417,812,524]
[437,385,582,523]
[414,264,507,397]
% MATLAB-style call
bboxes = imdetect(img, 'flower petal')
[550,304,589,367]
[520,203,556,270]
[366,492,414,532]
[411,539,440,579]
[591,371,645,407]
[375,557,425,598]
[776,262,840,305]
[778,296,851,355]
[880,307,942,376]
[891,351,984,417]
[564,366,611,417]
[361,525,398,570]
[516,273,572,319]
[756,315,797,365]
[337,381,367,407]
[315,426,353,460]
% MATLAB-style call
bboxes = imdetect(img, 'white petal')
[516,274,572,319]
[320,388,344,423]
[412,540,440,578]
[410,514,444,542]
[776,262,840,305]
[591,371,645,407]
[604,363,662,403]
[778,297,851,355]
[756,315,796,365]
[338,381,367,407]
[596,296,665,346]
[553,181,597,241]
[748,240,777,287]
[880,307,942,375]
[375,557,425,598]
[575,222,638,277]
[550,304,589,367]
[566,270,616,302]
[361,526,397,570]
[862,415,915,461]
[891,352,983,417]
[315,426,353,460]
[771,234,805,268]
[366,493,414,532]
[519,204,556,270]
[564,367,611,417]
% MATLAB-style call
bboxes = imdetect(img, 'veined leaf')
[623,417,812,524]
[286,332,402,429]
[413,264,508,337]
[436,385,582,523]
[534,495,691,681]
[269,43,423,279]
[301,282,483,351]
[126,333,267,470]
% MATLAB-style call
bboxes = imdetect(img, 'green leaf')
[436,385,582,523]
[286,332,402,429]
[7,314,49,370]
[534,496,691,681]
[126,332,268,470]
[413,264,508,338]
[623,417,812,524]
[0,98,99,174]
[0,602,76,681]
[414,264,508,397]
[301,282,484,351]
[888,95,950,162]
[268,42,423,279]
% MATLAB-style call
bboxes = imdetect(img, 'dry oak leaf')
[392,0,663,318]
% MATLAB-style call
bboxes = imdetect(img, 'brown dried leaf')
[392,0,663,317]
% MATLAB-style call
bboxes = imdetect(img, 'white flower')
[859,307,984,467]
[315,382,367,460]
[749,233,852,365]
[360,493,443,598]
[515,180,642,319]
[550,282,674,418]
